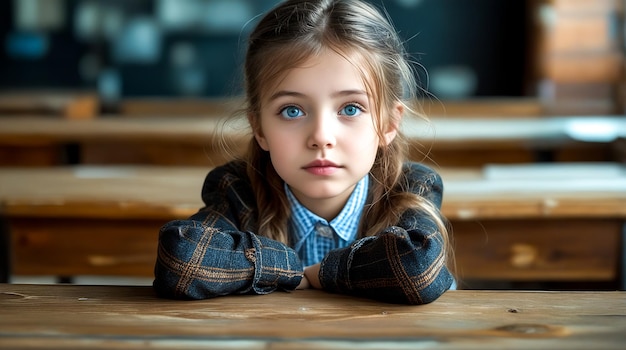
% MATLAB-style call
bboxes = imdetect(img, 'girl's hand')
[304,264,322,289]
[296,275,310,289]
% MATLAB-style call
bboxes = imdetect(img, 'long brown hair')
[241,0,450,256]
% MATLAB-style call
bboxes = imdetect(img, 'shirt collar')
[286,175,369,242]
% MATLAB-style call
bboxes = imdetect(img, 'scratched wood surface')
[1,163,624,220]
[0,285,624,349]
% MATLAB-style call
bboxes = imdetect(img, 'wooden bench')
[1,284,624,349]
[0,91,101,166]
[0,166,203,279]
[0,115,623,167]
[443,163,626,287]
[1,163,624,288]
[403,115,625,166]
[0,90,99,120]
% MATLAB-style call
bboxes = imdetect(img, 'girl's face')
[254,49,399,220]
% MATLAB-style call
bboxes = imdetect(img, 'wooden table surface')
[1,162,624,220]
[0,116,226,144]
[0,165,204,220]
[0,284,624,349]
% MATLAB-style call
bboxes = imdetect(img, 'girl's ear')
[249,113,270,151]
[382,102,403,146]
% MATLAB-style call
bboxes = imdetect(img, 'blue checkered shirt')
[286,176,369,266]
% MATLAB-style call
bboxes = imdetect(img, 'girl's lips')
[303,160,341,176]
[303,159,339,168]
[304,165,340,176]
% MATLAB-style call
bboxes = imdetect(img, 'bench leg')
[533,149,555,163]
[621,222,626,291]
[0,213,10,283]
[57,276,74,284]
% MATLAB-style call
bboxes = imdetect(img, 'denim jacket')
[153,160,453,304]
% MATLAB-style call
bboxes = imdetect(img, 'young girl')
[154,0,454,305]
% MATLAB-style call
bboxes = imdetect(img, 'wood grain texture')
[10,218,161,276]
[452,218,621,281]
[0,285,624,349]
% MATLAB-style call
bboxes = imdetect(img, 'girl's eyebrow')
[268,90,305,101]
[332,89,368,98]
[269,89,368,101]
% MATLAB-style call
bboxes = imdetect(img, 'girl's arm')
[153,162,303,299]
[317,163,454,305]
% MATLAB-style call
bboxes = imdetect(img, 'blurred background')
[1,0,532,106]
[1,0,624,114]
[0,0,625,289]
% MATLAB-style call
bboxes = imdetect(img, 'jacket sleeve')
[318,163,454,305]
[153,162,303,299]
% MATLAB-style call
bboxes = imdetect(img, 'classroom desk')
[0,90,98,119]
[0,284,625,350]
[1,163,624,287]
[444,163,626,287]
[0,115,248,166]
[0,166,205,279]
[0,115,623,166]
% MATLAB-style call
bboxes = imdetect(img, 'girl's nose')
[307,113,337,149]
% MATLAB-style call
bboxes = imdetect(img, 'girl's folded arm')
[318,165,453,305]
[153,219,303,299]
[319,217,453,305]
[153,163,303,300]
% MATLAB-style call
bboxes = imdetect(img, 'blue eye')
[340,104,362,117]
[280,106,304,119]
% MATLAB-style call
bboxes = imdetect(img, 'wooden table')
[443,163,626,287]
[0,166,205,279]
[1,163,625,287]
[0,90,99,119]
[0,115,249,166]
[0,115,623,166]
[403,115,626,165]
[0,284,624,350]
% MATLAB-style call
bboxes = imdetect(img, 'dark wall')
[0,0,528,98]
[384,0,528,97]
